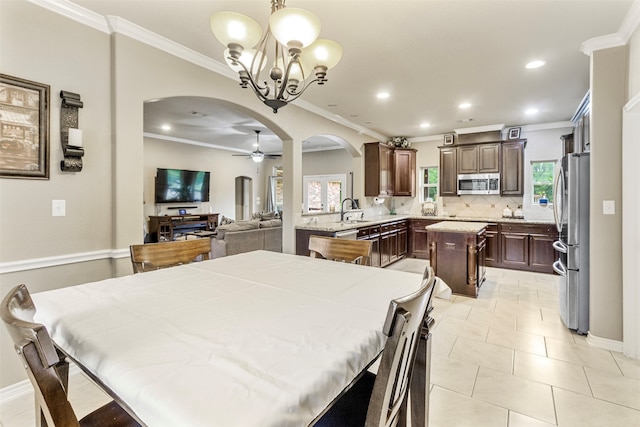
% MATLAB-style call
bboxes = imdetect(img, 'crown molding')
[454,124,505,135]
[625,92,640,112]
[581,0,640,54]
[26,0,110,32]
[521,121,574,132]
[27,0,385,142]
[105,16,236,80]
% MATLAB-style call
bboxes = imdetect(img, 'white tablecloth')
[32,251,421,427]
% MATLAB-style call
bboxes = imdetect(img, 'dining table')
[31,250,424,427]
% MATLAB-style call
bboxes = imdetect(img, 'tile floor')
[1,259,639,426]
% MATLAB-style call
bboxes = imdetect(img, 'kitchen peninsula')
[426,221,487,297]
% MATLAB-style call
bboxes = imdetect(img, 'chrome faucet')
[340,198,359,222]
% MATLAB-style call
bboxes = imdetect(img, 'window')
[303,174,347,213]
[419,167,439,202]
[531,161,555,203]
[271,166,284,213]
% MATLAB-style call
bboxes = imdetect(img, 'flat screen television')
[155,168,210,203]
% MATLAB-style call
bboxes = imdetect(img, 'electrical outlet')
[603,200,615,215]
[52,200,66,217]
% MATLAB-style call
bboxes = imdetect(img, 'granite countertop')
[295,215,409,232]
[419,215,555,225]
[295,214,554,232]
[425,221,489,233]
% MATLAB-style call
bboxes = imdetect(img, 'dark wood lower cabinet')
[484,223,500,266]
[410,219,557,274]
[500,224,558,274]
[409,218,440,259]
[378,220,407,267]
[528,232,557,273]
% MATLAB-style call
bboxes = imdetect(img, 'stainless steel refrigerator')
[552,153,590,335]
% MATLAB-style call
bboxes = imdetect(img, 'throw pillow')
[259,218,282,228]
[217,219,260,232]
[219,215,235,225]
[260,211,280,220]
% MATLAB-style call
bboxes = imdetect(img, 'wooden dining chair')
[314,268,436,427]
[1,284,142,427]
[129,237,211,273]
[308,235,374,266]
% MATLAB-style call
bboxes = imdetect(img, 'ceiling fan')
[232,130,281,163]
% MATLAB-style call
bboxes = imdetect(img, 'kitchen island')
[426,221,487,297]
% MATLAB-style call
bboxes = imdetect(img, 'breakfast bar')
[426,221,488,297]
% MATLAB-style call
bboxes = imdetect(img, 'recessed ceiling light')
[525,108,539,115]
[459,102,472,109]
[420,123,431,128]
[377,92,390,99]
[526,60,546,69]
[161,124,171,131]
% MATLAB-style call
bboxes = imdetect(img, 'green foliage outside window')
[532,161,555,203]
[420,167,438,202]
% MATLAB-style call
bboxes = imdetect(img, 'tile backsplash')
[362,194,555,221]
[439,194,554,221]
[441,195,522,218]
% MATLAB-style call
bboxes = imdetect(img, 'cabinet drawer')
[357,227,370,238]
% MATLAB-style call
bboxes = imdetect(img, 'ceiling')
[71,0,634,154]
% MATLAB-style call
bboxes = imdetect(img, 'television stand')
[149,214,219,242]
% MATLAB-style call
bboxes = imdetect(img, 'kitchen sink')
[335,219,367,224]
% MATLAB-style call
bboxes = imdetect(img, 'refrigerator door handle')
[553,166,564,233]
[553,240,568,253]
[553,259,567,276]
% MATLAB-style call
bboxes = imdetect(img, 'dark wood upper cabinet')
[393,148,417,196]
[364,142,394,196]
[457,145,478,174]
[501,140,525,195]
[364,143,416,197]
[457,143,500,174]
[478,143,500,173]
[439,147,458,196]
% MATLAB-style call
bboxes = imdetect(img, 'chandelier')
[210,0,343,113]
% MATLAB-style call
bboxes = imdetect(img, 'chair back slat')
[308,236,373,266]
[365,268,436,427]
[1,284,80,426]
[129,238,211,273]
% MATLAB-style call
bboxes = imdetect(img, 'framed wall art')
[0,74,50,179]
[508,127,521,140]
[443,134,454,145]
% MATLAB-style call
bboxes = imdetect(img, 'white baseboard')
[587,332,624,353]
[0,378,32,403]
[0,365,80,404]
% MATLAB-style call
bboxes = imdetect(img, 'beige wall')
[143,137,276,221]
[589,46,627,341]
[629,25,640,98]
[0,1,115,387]
[0,2,373,388]
[0,1,113,263]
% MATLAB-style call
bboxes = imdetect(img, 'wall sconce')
[60,90,84,172]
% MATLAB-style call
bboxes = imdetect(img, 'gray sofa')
[210,219,282,258]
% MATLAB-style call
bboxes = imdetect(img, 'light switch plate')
[52,200,66,217]
[603,200,615,215]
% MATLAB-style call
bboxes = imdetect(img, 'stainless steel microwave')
[457,173,500,195]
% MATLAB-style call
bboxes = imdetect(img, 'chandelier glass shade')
[210,1,342,113]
